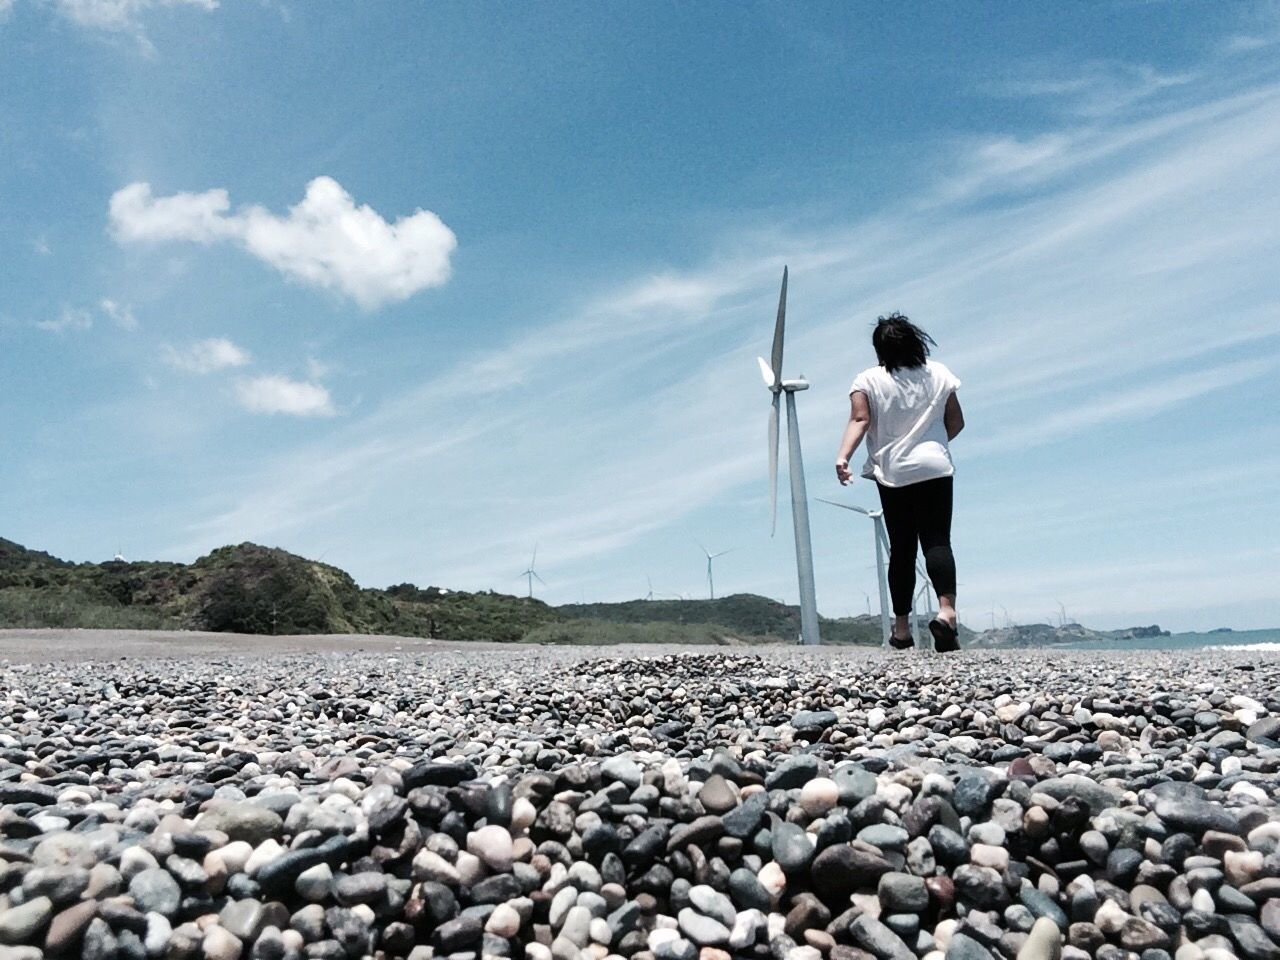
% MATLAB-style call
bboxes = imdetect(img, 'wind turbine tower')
[758,267,821,645]
[519,546,546,599]
[818,499,891,646]
[694,539,735,600]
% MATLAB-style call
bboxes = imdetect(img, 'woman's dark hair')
[872,312,935,373]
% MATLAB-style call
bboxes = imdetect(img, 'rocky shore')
[1,645,1279,960]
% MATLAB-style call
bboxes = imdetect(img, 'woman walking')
[835,313,965,651]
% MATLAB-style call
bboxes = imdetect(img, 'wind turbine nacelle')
[781,378,810,391]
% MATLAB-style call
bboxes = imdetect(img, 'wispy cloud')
[1219,2,1280,55]
[35,306,93,333]
[1222,33,1279,53]
[163,337,250,374]
[99,298,138,331]
[981,60,1196,117]
[48,0,216,53]
[967,355,1279,456]
[109,177,457,308]
[934,82,1280,205]
[235,375,335,417]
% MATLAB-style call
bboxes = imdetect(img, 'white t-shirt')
[849,359,961,488]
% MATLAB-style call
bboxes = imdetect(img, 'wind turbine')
[758,267,821,646]
[518,545,546,599]
[818,499,891,646]
[694,539,735,600]
[818,499,937,650]
[645,576,655,601]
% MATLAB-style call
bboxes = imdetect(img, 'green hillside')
[558,594,882,645]
[0,537,878,645]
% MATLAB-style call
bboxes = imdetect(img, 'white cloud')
[109,182,232,243]
[109,176,457,308]
[1222,33,1277,53]
[99,298,138,331]
[982,61,1196,117]
[35,307,93,333]
[28,0,220,53]
[55,0,215,31]
[236,375,335,417]
[966,355,1279,456]
[163,337,250,374]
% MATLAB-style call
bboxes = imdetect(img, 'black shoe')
[929,618,960,653]
[889,631,914,650]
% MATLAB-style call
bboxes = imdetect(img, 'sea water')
[1055,627,1280,652]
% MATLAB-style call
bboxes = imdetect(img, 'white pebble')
[798,778,838,816]
[757,862,786,900]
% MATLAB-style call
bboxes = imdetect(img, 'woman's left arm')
[835,391,871,485]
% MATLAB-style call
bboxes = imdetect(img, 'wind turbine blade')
[770,266,787,385]
[768,394,780,535]
[756,356,776,389]
[531,543,538,568]
[533,572,547,585]
[816,497,872,516]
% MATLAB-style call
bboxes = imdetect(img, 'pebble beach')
[2,636,1279,960]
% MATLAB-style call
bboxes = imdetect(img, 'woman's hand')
[836,460,853,485]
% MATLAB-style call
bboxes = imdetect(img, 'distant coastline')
[1049,627,1280,652]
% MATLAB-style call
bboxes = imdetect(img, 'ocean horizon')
[1054,626,1280,652]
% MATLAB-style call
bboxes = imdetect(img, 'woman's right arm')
[944,392,965,440]
[835,391,871,485]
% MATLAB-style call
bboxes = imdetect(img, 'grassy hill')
[558,594,881,645]
[0,537,878,645]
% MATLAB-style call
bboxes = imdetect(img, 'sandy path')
[0,628,793,663]
[0,627,456,662]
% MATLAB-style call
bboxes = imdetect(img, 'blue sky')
[3,1,1279,631]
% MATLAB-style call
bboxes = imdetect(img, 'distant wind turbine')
[694,538,735,600]
[819,499,891,646]
[819,498,935,650]
[645,576,655,601]
[518,545,546,599]
[758,267,820,646]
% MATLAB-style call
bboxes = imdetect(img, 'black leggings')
[877,476,957,616]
